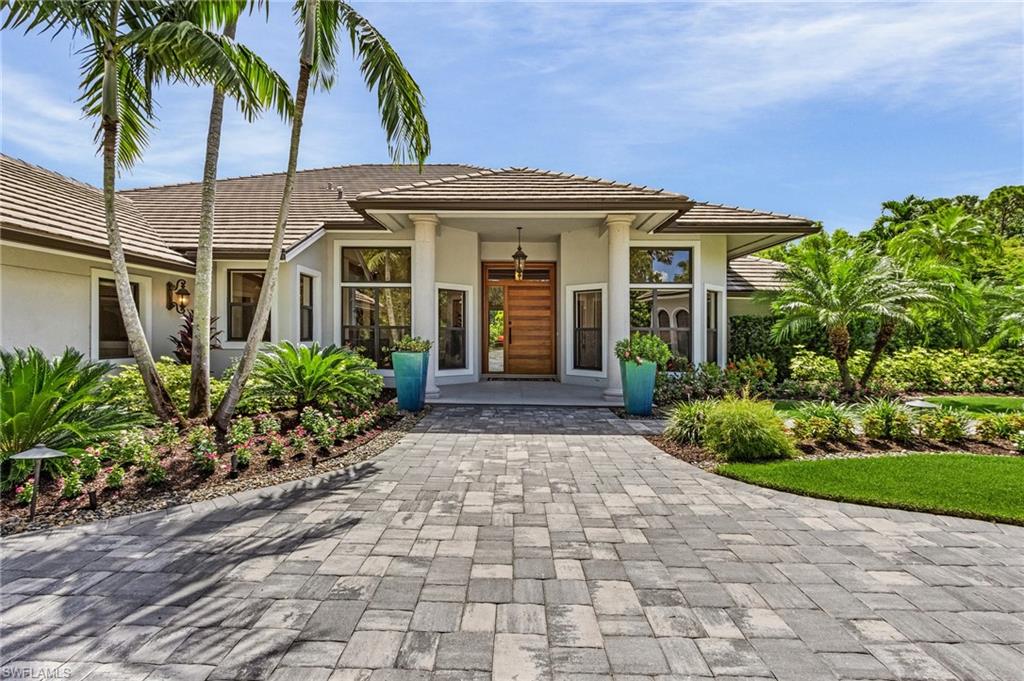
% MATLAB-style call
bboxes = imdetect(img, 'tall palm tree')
[771,236,927,393]
[888,205,995,267]
[213,0,431,430]
[189,2,292,419]
[3,0,289,423]
[861,195,927,248]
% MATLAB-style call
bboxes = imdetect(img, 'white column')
[604,213,635,400]
[411,213,440,397]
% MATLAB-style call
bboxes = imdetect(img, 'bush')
[153,422,180,448]
[251,342,383,412]
[233,442,255,468]
[254,413,280,435]
[789,347,1024,393]
[655,362,729,404]
[140,452,167,485]
[727,315,798,379]
[60,471,82,499]
[388,336,432,353]
[105,465,125,489]
[109,429,152,465]
[726,356,777,395]
[615,334,671,368]
[974,413,1024,441]
[860,398,915,442]
[228,417,256,446]
[14,481,33,505]
[702,396,796,462]
[664,400,716,445]
[300,408,337,449]
[1,347,143,489]
[188,425,218,474]
[75,450,102,481]
[289,426,312,455]
[102,358,227,420]
[791,402,857,443]
[266,433,286,463]
[1013,430,1024,453]
[916,407,970,442]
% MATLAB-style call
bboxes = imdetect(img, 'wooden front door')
[483,262,556,375]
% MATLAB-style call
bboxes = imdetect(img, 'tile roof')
[0,155,193,269]
[666,201,816,232]
[121,164,484,253]
[352,167,689,207]
[727,255,787,293]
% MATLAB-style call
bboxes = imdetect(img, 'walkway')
[2,406,1023,681]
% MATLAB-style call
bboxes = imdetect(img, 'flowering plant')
[14,481,33,505]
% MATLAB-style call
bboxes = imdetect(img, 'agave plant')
[0,347,143,488]
[250,342,383,412]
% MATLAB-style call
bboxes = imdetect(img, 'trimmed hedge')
[789,347,1024,393]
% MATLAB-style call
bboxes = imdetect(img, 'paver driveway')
[3,406,1024,681]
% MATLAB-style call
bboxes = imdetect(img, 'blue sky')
[2,1,1021,232]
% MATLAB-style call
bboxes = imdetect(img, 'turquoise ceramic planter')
[621,359,657,416]
[392,351,430,412]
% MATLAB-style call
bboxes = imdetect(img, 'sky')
[1,1,1022,233]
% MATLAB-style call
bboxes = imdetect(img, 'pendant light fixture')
[512,226,528,281]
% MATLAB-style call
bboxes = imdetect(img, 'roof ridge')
[120,162,493,194]
[502,166,672,196]
[688,200,813,223]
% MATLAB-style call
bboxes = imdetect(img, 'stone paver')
[2,405,1023,681]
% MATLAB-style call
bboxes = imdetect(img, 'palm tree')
[861,195,927,247]
[888,205,995,267]
[771,235,926,393]
[3,1,288,424]
[213,0,431,430]
[189,3,292,419]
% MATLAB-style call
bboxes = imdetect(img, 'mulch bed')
[647,434,1019,471]
[0,407,427,537]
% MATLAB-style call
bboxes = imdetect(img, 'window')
[299,274,315,342]
[706,290,720,364]
[573,289,602,371]
[438,289,466,370]
[340,247,413,368]
[228,271,270,342]
[630,248,692,284]
[97,278,139,359]
[630,289,691,361]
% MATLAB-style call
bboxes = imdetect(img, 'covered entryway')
[482,261,556,375]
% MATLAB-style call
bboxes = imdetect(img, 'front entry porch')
[427,378,620,406]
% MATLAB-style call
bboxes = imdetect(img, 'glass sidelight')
[487,285,505,373]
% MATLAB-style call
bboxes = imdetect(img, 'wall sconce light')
[166,279,191,314]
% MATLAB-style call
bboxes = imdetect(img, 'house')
[0,155,815,400]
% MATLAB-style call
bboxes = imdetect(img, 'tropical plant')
[60,471,83,499]
[103,358,230,420]
[860,397,915,442]
[772,234,928,393]
[249,342,383,412]
[169,309,223,365]
[0,347,142,489]
[664,400,717,445]
[3,0,289,423]
[888,206,995,268]
[615,333,672,367]
[791,401,857,443]
[701,395,796,462]
[227,416,256,446]
[915,407,970,443]
[214,0,431,430]
[973,413,1024,441]
[105,465,126,489]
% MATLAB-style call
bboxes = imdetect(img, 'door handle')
[508,323,512,345]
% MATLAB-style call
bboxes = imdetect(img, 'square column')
[604,214,635,400]
[411,213,440,397]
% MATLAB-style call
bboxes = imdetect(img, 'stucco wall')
[0,244,192,362]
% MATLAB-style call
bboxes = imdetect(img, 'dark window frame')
[97,277,141,360]
[340,286,412,369]
[341,246,412,284]
[572,288,603,372]
[438,287,467,371]
[629,287,693,363]
[629,247,693,284]
[227,270,271,343]
[706,289,720,365]
[299,273,315,342]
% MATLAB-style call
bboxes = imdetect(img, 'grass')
[719,454,1024,525]
[772,400,803,420]
[921,395,1024,415]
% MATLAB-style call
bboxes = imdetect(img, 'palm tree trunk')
[189,18,236,419]
[100,13,180,424]
[213,54,312,432]
[828,325,854,393]
[860,317,896,389]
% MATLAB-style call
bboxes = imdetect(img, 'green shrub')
[139,452,167,485]
[655,362,729,404]
[60,470,82,499]
[725,356,777,395]
[227,417,256,446]
[254,413,280,435]
[974,413,1024,441]
[1012,430,1024,453]
[664,400,717,445]
[615,334,672,368]
[101,358,228,420]
[109,429,152,465]
[727,315,800,380]
[251,342,383,412]
[14,480,33,505]
[233,442,254,468]
[860,398,915,442]
[1,347,143,489]
[289,427,312,455]
[791,402,857,443]
[300,407,337,449]
[702,396,796,462]
[916,407,970,442]
[153,422,180,448]
[387,336,432,353]
[105,465,126,489]
[266,433,286,462]
[75,450,102,481]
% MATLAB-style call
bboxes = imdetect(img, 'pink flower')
[205,452,218,460]
[15,486,24,494]
[72,458,80,466]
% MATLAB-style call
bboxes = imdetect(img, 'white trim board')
[89,268,152,363]
[564,283,608,379]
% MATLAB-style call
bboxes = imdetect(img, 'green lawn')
[719,454,1024,524]
[772,400,803,420]
[921,395,1024,414]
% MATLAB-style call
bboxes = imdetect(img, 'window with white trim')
[228,270,270,342]
[438,288,466,370]
[299,273,315,342]
[97,278,139,359]
[629,247,693,362]
[572,289,602,371]
[706,290,720,364]
[340,247,412,368]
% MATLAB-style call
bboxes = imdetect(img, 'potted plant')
[389,336,433,411]
[615,333,671,415]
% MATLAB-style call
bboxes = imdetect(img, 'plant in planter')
[388,336,433,412]
[614,333,671,415]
